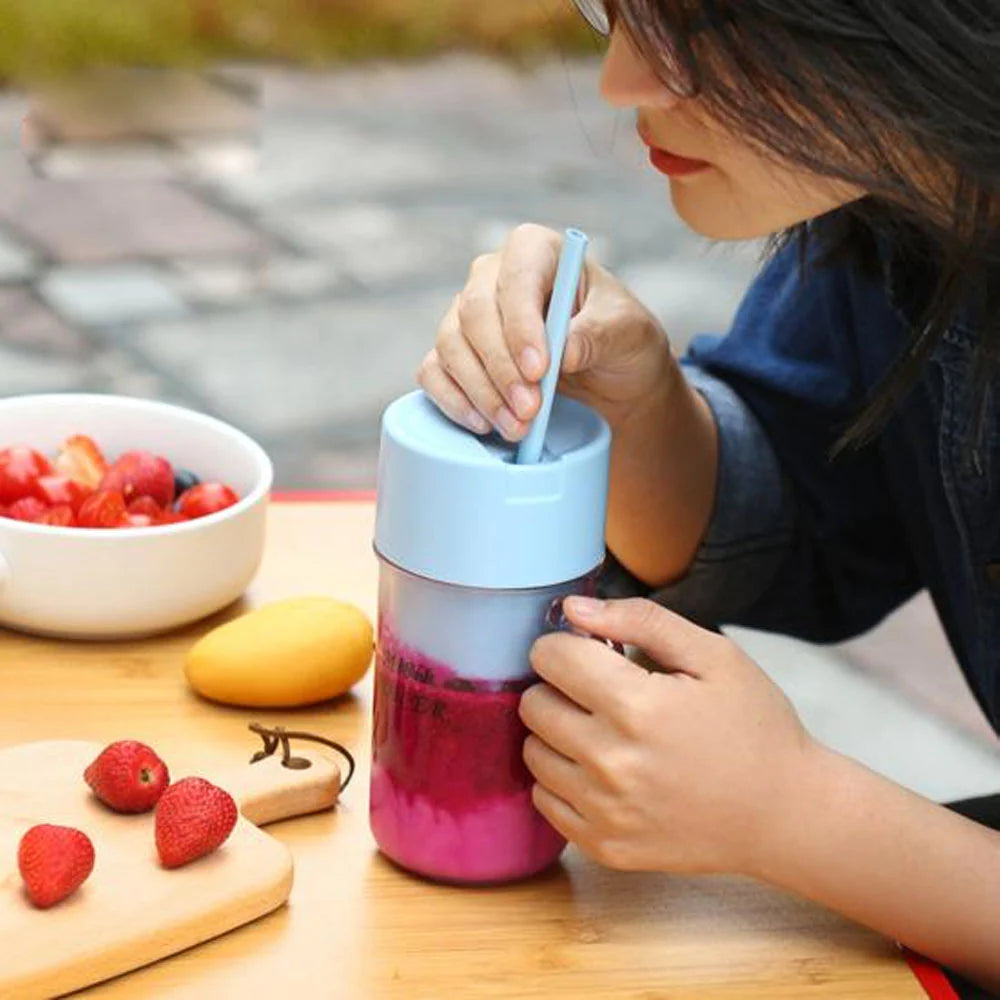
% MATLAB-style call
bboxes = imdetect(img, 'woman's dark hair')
[612,0,1000,449]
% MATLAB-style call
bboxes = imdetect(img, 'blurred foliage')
[0,0,598,82]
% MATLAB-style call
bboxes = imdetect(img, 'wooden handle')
[209,748,344,828]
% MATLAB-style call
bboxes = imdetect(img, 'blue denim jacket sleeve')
[601,239,921,641]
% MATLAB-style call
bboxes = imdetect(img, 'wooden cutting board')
[0,735,345,999]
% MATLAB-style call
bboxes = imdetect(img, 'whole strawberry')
[18,824,95,908]
[155,777,238,869]
[84,740,170,814]
[99,450,175,508]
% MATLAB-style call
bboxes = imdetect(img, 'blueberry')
[173,468,200,497]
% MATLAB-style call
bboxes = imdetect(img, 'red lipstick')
[637,123,711,178]
[647,147,711,177]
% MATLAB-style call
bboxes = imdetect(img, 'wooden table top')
[0,499,933,999]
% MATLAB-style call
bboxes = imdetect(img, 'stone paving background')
[0,56,998,792]
[0,58,759,488]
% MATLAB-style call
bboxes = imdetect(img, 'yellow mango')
[185,596,374,708]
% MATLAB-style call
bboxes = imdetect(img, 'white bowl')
[0,394,273,640]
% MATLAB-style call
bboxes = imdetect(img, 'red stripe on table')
[271,490,376,502]
[904,950,961,1000]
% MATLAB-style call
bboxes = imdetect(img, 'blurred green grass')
[0,0,597,82]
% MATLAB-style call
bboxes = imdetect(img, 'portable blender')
[370,230,611,883]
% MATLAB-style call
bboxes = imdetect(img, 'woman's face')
[600,27,864,239]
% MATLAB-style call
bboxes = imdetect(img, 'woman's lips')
[637,125,711,178]
[648,147,711,177]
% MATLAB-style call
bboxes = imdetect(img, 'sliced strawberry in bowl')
[4,496,49,522]
[125,496,173,528]
[157,510,191,526]
[34,504,76,527]
[54,435,107,490]
[100,451,174,508]
[0,446,53,505]
[77,489,129,529]
[177,483,240,520]
[127,496,163,519]
[34,474,92,513]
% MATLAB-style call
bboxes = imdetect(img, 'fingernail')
[495,407,521,439]
[466,410,491,434]
[520,347,543,378]
[565,595,604,618]
[510,383,534,420]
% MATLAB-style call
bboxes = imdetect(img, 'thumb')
[559,265,623,376]
[561,313,600,375]
[561,596,720,678]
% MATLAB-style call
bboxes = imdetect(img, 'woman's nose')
[599,27,684,109]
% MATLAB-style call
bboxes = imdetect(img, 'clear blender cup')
[370,389,611,884]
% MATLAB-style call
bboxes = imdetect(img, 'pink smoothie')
[370,624,566,883]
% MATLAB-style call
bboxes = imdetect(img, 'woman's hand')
[418,223,674,439]
[520,595,817,876]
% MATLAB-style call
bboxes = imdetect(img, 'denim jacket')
[604,231,1000,734]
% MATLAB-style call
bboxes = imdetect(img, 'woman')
[418,1,1000,994]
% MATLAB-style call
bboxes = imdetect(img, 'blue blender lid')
[374,390,610,589]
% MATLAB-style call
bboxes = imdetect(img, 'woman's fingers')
[423,223,624,436]
[523,733,591,816]
[519,680,599,761]
[461,255,539,424]
[531,782,587,844]
[496,224,576,382]
[416,348,491,434]
[432,291,523,439]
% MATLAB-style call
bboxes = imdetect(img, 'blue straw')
[516,228,589,465]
